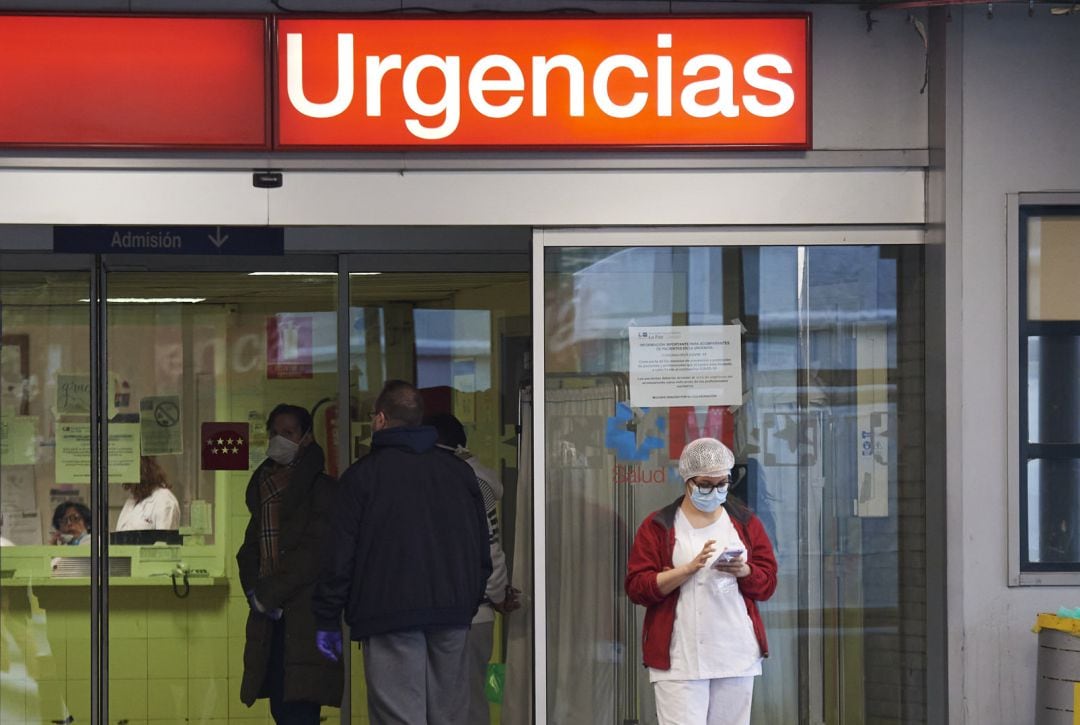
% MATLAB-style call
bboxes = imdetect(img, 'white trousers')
[653,676,755,725]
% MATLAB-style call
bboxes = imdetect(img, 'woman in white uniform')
[626,437,778,725]
[116,456,181,531]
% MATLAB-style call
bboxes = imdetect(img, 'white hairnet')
[677,438,735,481]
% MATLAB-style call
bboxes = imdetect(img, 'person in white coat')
[116,456,181,531]
[427,413,520,725]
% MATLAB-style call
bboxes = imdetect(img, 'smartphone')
[717,546,745,563]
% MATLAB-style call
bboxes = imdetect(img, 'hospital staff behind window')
[115,456,181,531]
[50,501,92,545]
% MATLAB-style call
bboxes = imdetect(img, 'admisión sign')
[276,17,810,149]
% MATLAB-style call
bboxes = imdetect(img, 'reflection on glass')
[1,271,91,724]
[1027,336,1080,444]
[544,245,926,724]
[1028,458,1080,564]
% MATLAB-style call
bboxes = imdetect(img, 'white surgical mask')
[689,485,723,513]
[266,435,300,465]
[59,533,75,544]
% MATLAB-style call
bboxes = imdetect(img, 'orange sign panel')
[276,17,810,149]
[0,16,268,148]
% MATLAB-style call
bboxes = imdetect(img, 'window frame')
[1008,194,1080,585]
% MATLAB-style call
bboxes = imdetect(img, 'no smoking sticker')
[154,400,180,427]
[140,395,182,455]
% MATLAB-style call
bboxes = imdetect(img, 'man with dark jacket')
[312,380,492,725]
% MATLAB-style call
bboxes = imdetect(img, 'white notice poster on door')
[628,325,742,408]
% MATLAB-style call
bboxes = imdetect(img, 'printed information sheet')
[56,422,141,484]
[628,325,742,407]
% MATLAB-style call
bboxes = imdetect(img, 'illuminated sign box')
[0,16,269,149]
[0,15,809,150]
[276,17,810,149]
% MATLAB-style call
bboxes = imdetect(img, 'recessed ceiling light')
[248,272,337,276]
[80,297,206,304]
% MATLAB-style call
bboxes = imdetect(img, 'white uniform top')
[649,507,762,683]
[116,487,181,531]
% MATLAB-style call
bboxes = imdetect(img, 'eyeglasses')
[691,477,730,493]
[61,514,83,525]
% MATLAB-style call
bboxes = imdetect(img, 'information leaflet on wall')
[56,422,141,484]
[628,325,742,408]
[140,395,182,455]
[0,467,38,543]
[1,466,35,510]
[0,413,37,465]
[56,373,118,417]
[0,511,42,545]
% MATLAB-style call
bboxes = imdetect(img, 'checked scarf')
[257,462,293,577]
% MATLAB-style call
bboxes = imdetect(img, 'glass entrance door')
[101,265,340,724]
[344,267,532,724]
[540,242,927,725]
[2,248,531,725]
[1,268,93,725]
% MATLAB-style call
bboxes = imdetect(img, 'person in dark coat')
[312,380,492,725]
[237,403,343,724]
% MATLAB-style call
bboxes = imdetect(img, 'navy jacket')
[312,425,493,638]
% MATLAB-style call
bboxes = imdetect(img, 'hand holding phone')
[716,545,745,563]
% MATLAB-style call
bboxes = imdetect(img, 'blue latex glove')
[316,629,343,662]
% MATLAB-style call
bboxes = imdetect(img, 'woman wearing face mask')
[115,456,181,531]
[50,502,92,545]
[236,404,342,725]
[625,437,777,725]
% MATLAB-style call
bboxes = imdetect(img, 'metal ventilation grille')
[51,557,131,577]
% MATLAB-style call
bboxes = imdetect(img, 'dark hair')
[425,413,467,448]
[52,501,92,532]
[722,495,753,525]
[266,404,313,435]
[126,456,171,503]
[375,380,424,427]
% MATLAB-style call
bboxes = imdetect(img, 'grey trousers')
[363,627,470,725]
[465,621,494,725]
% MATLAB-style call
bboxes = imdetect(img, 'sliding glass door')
[1,248,532,725]
[539,240,927,725]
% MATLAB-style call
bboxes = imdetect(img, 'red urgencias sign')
[0,15,809,150]
[275,17,810,149]
[0,16,269,148]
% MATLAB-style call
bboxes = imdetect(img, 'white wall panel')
[267,169,925,226]
[0,170,267,225]
[953,7,1080,725]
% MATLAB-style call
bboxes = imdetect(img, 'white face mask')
[266,435,300,465]
[59,533,75,544]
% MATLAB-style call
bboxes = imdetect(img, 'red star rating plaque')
[201,422,250,471]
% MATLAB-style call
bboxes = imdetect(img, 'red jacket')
[625,496,778,671]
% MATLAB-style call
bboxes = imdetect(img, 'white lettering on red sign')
[285,32,796,141]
